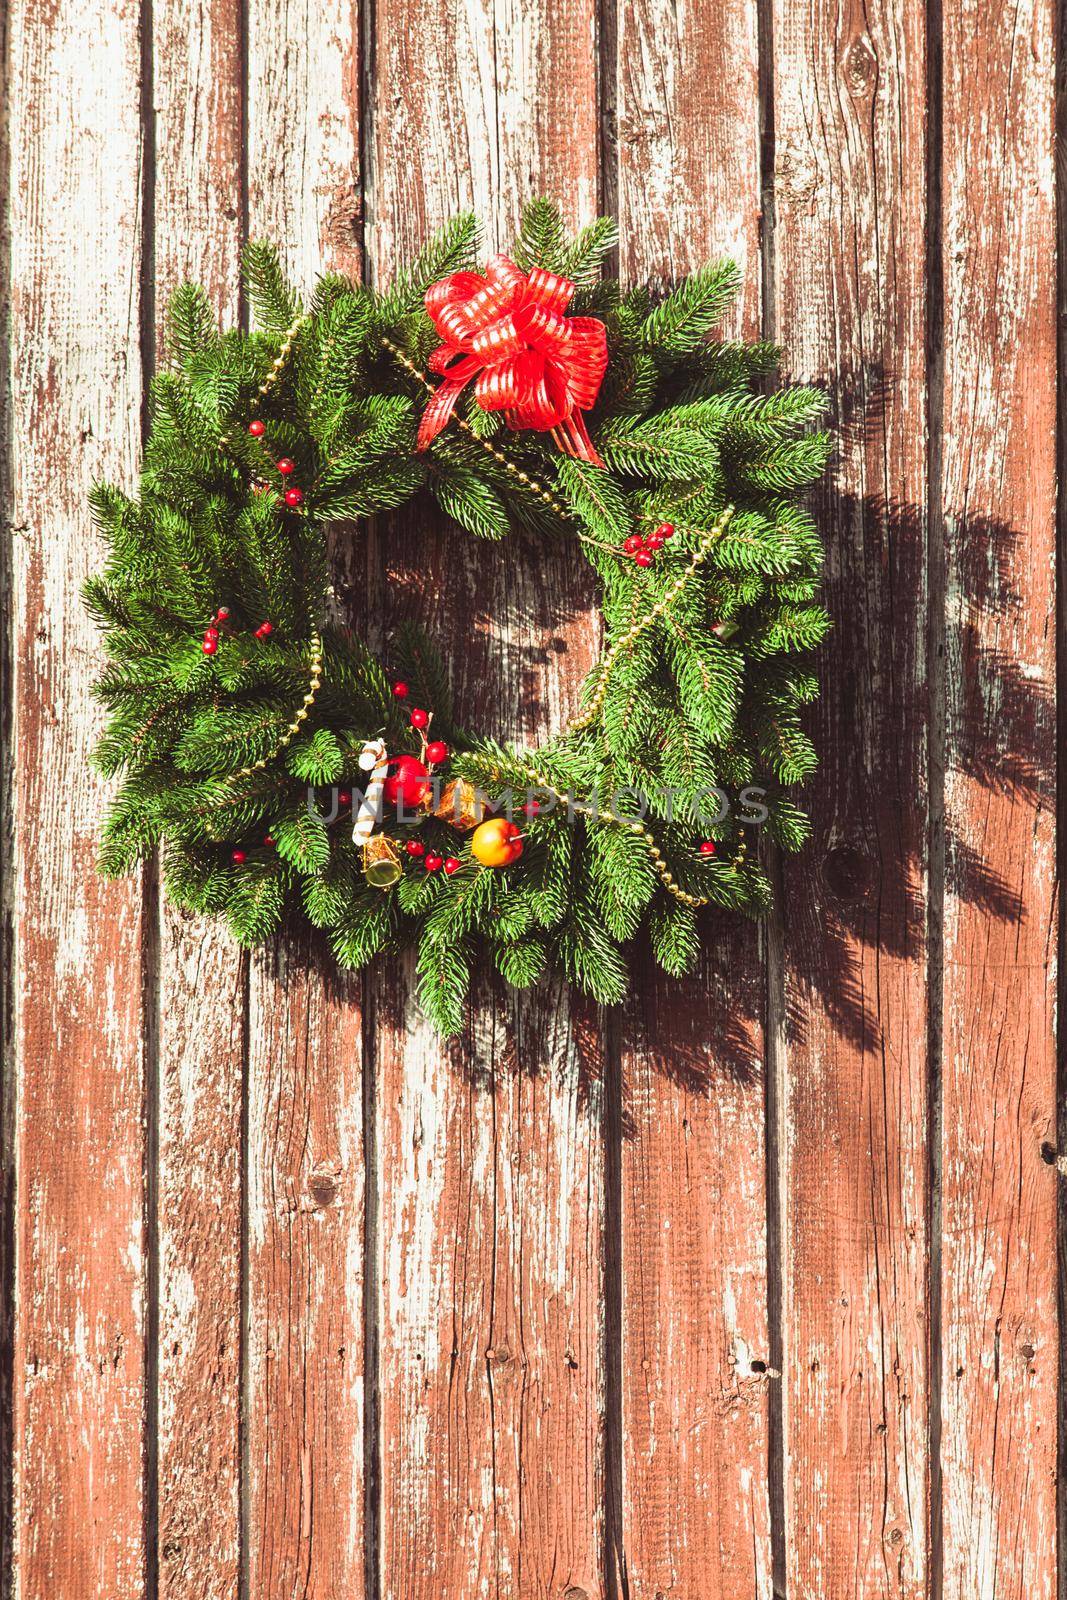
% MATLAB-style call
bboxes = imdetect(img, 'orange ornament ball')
[471,818,523,868]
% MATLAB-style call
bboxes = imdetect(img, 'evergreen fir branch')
[416,932,472,1035]
[558,216,620,285]
[431,466,511,539]
[511,198,568,274]
[375,213,479,323]
[555,456,631,541]
[639,261,740,353]
[649,898,701,976]
[394,620,455,732]
[166,283,219,364]
[242,241,303,335]
[226,864,286,946]
[494,934,549,988]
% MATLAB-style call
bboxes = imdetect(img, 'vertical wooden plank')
[772,0,931,1594]
[612,6,774,1597]
[244,8,366,1596]
[151,5,246,1594]
[368,7,605,1595]
[7,1,149,1594]
[939,2,1059,1595]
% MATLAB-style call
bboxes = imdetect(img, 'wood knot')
[307,1160,342,1209]
[843,34,878,96]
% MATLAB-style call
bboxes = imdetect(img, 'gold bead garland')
[502,760,748,908]
[381,336,576,524]
[568,504,735,734]
[217,312,307,453]
[228,629,324,783]
[260,313,309,397]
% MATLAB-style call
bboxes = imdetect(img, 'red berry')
[424,854,443,873]
[263,834,276,847]
[216,606,230,621]
[202,637,218,655]
[231,849,247,864]
[699,840,717,856]
[276,457,295,475]
[634,550,654,568]
[410,707,429,730]
[656,521,675,540]
[392,680,409,699]
[405,838,426,857]
[623,533,644,554]
[425,740,449,764]
[204,625,219,642]
[646,529,666,550]
[248,420,265,437]
[284,486,304,507]
[443,857,461,875]
[337,790,352,808]
[256,621,273,638]
[522,800,541,817]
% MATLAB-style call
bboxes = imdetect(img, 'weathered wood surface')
[613,5,774,1597]
[245,11,367,1594]
[368,6,606,1594]
[938,1,1059,1595]
[152,4,245,1595]
[2,4,1062,1600]
[772,0,932,1594]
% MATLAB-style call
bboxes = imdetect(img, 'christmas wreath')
[88,201,830,1034]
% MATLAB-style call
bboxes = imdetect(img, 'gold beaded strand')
[228,629,324,782]
[260,313,308,397]
[568,504,735,734]
[381,335,575,523]
[504,761,749,908]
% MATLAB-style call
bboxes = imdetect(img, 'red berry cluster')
[405,838,460,875]
[623,521,674,567]
[389,681,458,874]
[202,607,275,654]
[202,605,230,655]
[248,420,304,508]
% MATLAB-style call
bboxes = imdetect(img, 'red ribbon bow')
[416,254,608,466]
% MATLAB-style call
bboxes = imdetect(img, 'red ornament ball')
[623,533,644,555]
[248,420,265,437]
[392,680,409,699]
[337,790,352,808]
[383,755,430,809]
[204,626,219,643]
[655,521,675,540]
[255,621,273,639]
[424,854,443,873]
[425,740,449,765]
[699,839,717,856]
[522,799,541,817]
[284,486,304,507]
[231,849,247,864]
[443,857,461,875]
[405,838,426,857]
[202,637,218,655]
[276,457,295,475]
[646,528,666,550]
[216,606,230,621]
[634,550,654,568]
[409,707,429,730]
[263,834,276,847]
